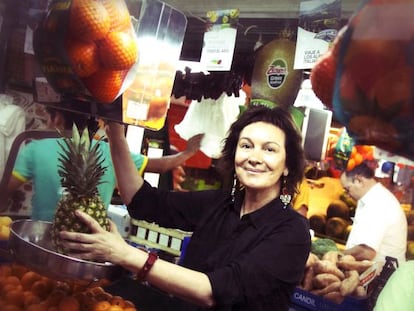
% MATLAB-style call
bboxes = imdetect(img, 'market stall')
[0,0,413,310]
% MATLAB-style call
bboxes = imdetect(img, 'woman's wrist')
[136,250,159,281]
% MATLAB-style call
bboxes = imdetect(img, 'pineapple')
[51,123,110,254]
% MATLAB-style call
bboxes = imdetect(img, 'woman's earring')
[231,176,237,202]
[280,177,291,208]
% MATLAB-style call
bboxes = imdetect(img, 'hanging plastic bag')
[33,0,139,104]
[174,92,245,159]
[333,0,414,161]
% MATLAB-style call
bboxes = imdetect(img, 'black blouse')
[128,181,311,311]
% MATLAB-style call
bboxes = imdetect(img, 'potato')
[306,253,319,268]
[311,280,341,296]
[337,259,373,273]
[322,250,340,265]
[340,270,359,296]
[313,260,345,280]
[302,266,314,291]
[313,273,341,289]
[352,285,367,298]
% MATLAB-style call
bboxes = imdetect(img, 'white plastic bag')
[175,92,245,158]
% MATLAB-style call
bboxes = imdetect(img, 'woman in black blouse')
[60,105,311,311]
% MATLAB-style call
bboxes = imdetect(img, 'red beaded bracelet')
[136,251,159,281]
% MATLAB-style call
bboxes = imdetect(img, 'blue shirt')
[12,138,146,221]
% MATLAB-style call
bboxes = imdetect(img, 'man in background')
[340,161,407,263]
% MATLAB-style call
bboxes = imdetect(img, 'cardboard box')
[291,287,368,311]
[107,204,131,238]
[128,218,192,257]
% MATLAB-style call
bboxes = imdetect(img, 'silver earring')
[280,177,291,208]
[231,176,237,202]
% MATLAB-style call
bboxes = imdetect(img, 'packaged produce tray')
[291,287,368,311]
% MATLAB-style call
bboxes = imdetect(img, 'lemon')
[0,225,11,240]
[0,216,12,226]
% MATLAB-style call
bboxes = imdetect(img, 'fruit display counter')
[0,263,138,311]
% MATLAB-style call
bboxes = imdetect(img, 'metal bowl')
[8,219,126,284]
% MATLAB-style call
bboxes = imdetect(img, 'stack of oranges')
[0,263,138,311]
[64,0,138,104]
[346,145,375,171]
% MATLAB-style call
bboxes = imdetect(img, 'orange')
[11,264,28,278]
[98,30,138,70]
[5,275,21,286]
[94,291,113,302]
[46,290,67,307]
[353,153,363,166]
[4,287,24,307]
[102,0,132,31]
[21,271,42,290]
[68,0,110,41]
[75,291,96,311]
[58,296,80,311]
[23,291,42,307]
[346,158,355,171]
[89,286,105,296]
[65,39,100,77]
[107,306,123,311]
[123,308,137,311]
[350,146,357,158]
[26,301,49,311]
[364,150,374,161]
[54,281,73,294]
[82,69,126,104]
[123,300,135,308]
[3,305,24,311]
[110,295,125,307]
[31,279,53,299]
[92,300,111,311]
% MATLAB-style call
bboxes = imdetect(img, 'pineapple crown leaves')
[57,123,108,197]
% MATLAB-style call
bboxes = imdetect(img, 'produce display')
[34,0,138,104]
[0,263,137,310]
[51,125,110,254]
[299,246,374,304]
[309,194,354,241]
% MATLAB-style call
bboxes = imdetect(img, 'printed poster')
[294,0,342,69]
[200,9,239,71]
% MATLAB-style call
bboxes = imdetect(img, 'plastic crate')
[291,287,369,311]
[128,219,192,257]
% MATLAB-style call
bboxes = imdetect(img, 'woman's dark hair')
[45,106,98,134]
[218,105,305,194]
[343,161,375,179]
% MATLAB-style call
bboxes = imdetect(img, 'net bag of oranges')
[332,0,414,161]
[33,0,139,104]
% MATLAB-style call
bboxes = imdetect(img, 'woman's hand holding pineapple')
[59,210,147,268]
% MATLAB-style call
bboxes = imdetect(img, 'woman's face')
[235,121,288,191]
